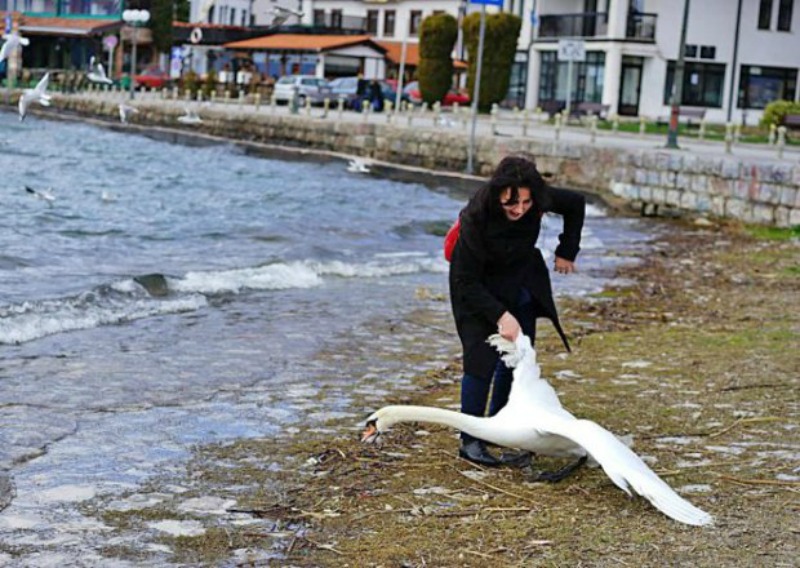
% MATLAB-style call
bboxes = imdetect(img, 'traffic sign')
[103,34,118,51]
[557,39,586,62]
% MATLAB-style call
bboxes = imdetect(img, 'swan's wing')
[0,41,9,63]
[538,414,713,526]
[18,35,29,47]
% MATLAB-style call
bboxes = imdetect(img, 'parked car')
[328,76,369,109]
[404,81,470,106]
[328,76,410,111]
[273,75,331,106]
[133,67,170,90]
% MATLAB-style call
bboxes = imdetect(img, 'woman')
[449,155,585,466]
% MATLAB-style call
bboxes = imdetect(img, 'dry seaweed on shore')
[94,219,799,567]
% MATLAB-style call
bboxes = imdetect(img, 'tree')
[463,11,521,112]
[148,0,191,55]
[417,13,459,106]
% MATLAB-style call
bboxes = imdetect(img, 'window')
[538,51,605,104]
[699,46,716,60]
[758,0,773,29]
[384,10,396,37]
[738,65,798,108]
[366,10,379,34]
[778,0,794,30]
[410,10,423,35]
[313,9,325,27]
[664,61,726,107]
[331,9,342,29]
[230,8,236,25]
[684,44,697,58]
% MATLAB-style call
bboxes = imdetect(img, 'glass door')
[618,57,643,116]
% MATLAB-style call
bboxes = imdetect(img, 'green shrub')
[760,99,800,127]
[418,13,459,105]
[202,69,218,99]
[463,12,521,112]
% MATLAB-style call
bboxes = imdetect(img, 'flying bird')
[346,157,371,174]
[87,56,113,85]
[25,185,56,206]
[0,31,30,64]
[118,102,138,123]
[177,107,203,125]
[362,333,714,527]
[269,5,304,27]
[18,72,51,121]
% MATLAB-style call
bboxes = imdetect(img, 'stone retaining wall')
[8,94,799,227]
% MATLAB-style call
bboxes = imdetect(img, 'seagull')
[177,107,203,125]
[18,72,51,121]
[362,333,714,527]
[87,55,113,85]
[346,157,371,174]
[270,5,304,26]
[0,31,30,64]
[101,190,117,203]
[118,102,138,124]
[25,185,56,206]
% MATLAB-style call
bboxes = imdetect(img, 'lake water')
[0,109,652,565]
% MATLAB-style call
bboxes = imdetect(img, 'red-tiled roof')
[377,39,468,70]
[224,33,385,53]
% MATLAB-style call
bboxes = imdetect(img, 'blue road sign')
[4,14,12,34]
[470,0,504,6]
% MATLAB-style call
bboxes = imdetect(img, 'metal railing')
[626,12,657,40]
[538,12,608,39]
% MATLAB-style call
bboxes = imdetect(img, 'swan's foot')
[498,450,533,468]
[525,455,587,483]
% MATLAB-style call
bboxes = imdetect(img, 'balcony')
[626,12,657,40]
[312,12,366,33]
[539,12,608,39]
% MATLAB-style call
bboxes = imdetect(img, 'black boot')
[459,439,500,467]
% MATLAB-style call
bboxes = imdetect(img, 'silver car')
[273,75,331,106]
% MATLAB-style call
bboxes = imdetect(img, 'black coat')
[449,186,585,379]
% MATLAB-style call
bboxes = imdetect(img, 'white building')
[189,0,800,123]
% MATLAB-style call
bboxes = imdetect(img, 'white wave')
[171,262,323,294]
[586,203,608,217]
[170,256,446,295]
[0,295,207,344]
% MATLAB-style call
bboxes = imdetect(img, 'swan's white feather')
[365,332,713,527]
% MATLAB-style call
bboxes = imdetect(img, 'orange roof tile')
[224,33,385,52]
[15,15,120,36]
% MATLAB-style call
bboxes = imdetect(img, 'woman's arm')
[547,187,586,262]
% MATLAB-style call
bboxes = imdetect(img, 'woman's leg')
[460,373,491,442]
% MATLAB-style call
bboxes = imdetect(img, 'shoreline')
[71,216,798,566]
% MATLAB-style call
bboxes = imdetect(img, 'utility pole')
[666,0,690,149]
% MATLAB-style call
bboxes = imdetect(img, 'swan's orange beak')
[361,423,378,443]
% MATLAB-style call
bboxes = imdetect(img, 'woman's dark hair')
[462,155,550,222]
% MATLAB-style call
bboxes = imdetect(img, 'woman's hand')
[497,311,520,341]
[554,257,576,274]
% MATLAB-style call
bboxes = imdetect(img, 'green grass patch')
[745,224,800,241]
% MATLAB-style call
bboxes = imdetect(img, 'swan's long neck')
[379,405,489,438]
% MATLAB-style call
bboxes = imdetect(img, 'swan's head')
[361,410,383,444]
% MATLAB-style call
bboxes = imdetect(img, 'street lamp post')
[122,9,150,100]
[666,0,690,149]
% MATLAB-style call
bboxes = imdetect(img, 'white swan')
[118,102,138,124]
[362,333,714,527]
[18,72,51,121]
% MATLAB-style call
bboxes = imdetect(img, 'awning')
[13,15,122,37]
[224,33,387,54]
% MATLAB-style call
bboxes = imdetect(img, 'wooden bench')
[657,107,706,128]
[539,99,566,118]
[781,113,800,130]
[570,101,611,121]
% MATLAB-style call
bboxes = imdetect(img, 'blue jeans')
[460,289,537,442]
